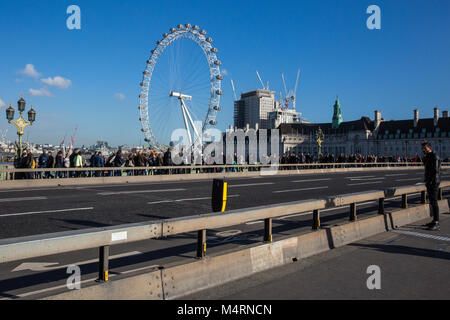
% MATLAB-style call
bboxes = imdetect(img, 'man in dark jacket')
[422,141,441,230]
[46,151,55,179]
[55,151,64,178]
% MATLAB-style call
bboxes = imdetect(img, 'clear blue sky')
[1,0,449,147]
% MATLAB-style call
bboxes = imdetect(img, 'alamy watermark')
[66,265,81,290]
[366,5,381,30]
[170,121,280,175]
[66,5,81,30]
[366,265,381,290]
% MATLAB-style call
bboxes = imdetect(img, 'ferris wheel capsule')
[216,90,223,95]
[156,40,162,45]
[209,120,217,125]
[144,138,151,143]
[143,70,149,75]
[211,48,218,53]
[213,105,221,111]
[193,25,200,30]
[185,23,192,28]
[214,60,221,66]
[170,28,176,33]
[146,60,152,64]
[151,49,156,54]
[200,30,207,35]
[177,24,184,29]
[163,33,168,38]
[216,74,223,80]
[205,37,213,43]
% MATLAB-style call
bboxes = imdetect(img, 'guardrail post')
[401,194,408,209]
[349,203,357,221]
[421,191,426,204]
[312,209,320,230]
[196,229,207,259]
[378,198,385,215]
[438,188,443,201]
[264,218,272,242]
[97,245,109,282]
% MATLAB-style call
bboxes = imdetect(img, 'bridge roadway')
[0,168,449,299]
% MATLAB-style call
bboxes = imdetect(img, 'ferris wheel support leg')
[181,99,202,145]
[180,101,193,147]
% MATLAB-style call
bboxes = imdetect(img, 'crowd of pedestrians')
[12,148,448,180]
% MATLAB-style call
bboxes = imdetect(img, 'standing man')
[422,141,441,231]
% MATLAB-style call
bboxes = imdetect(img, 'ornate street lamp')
[315,127,325,158]
[5,96,37,165]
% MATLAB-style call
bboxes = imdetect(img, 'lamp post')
[315,127,325,159]
[5,96,36,166]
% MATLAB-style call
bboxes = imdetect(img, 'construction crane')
[69,126,78,153]
[281,73,290,109]
[230,79,238,101]
[291,69,301,112]
[281,68,301,111]
[256,70,269,90]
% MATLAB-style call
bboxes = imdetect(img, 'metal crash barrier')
[0,181,448,283]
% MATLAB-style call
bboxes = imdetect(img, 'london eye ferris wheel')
[138,24,223,151]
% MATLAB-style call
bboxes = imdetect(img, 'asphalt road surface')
[0,168,449,299]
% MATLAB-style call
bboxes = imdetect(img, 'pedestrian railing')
[1,162,448,181]
[0,181,448,282]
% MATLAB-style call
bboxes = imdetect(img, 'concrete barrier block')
[162,250,254,300]
[42,269,163,300]
[330,215,387,248]
[296,230,331,259]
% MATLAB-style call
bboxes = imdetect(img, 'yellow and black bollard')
[212,179,227,212]
[98,245,109,282]
[312,209,320,230]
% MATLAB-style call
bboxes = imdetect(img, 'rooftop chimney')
[413,109,419,127]
[434,107,439,126]
[374,110,381,129]
[443,110,449,118]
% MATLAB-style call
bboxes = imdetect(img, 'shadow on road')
[348,243,450,261]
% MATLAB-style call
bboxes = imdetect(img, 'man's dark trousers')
[426,182,440,222]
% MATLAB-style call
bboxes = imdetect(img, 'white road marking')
[246,220,264,225]
[393,230,450,242]
[0,187,74,193]
[349,177,385,181]
[273,186,329,194]
[347,181,383,186]
[345,175,376,179]
[228,182,274,188]
[0,207,94,218]
[395,178,420,182]
[12,251,142,272]
[98,188,186,195]
[148,194,239,205]
[385,173,409,177]
[279,212,311,219]
[291,178,331,183]
[0,196,47,202]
